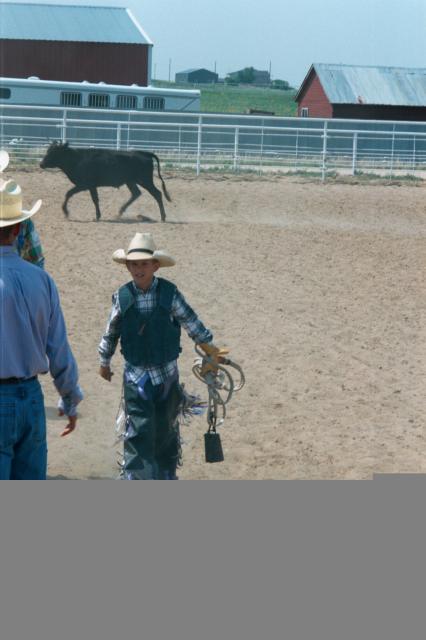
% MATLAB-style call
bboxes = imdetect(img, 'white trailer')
[0,76,200,112]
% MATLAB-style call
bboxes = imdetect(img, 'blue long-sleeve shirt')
[0,246,83,415]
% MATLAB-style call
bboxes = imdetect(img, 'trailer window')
[0,88,11,99]
[88,93,110,108]
[143,97,165,111]
[60,92,82,107]
[116,95,137,109]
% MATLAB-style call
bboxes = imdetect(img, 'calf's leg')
[63,185,87,217]
[119,183,142,216]
[89,187,102,221]
[140,182,166,222]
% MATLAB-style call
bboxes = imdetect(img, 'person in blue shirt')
[0,175,83,480]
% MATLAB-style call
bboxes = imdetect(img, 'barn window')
[143,97,165,111]
[301,107,309,117]
[60,92,82,107]
[88,93,110,108]
[0,88,11,99]
[116,95,137,110]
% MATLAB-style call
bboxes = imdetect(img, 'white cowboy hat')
[0,150,42,227]
[112,232,175,267]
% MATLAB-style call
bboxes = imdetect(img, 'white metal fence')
[1,103,425,179]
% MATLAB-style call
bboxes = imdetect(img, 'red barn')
[0,2,153,86]
[296,63,426,121]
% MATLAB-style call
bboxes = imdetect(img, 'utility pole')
[168,58,172,82]
[269,60,272,81]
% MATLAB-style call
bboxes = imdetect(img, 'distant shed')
[0,2,153,86]
[175,68,218,84]
[296,63,426,121]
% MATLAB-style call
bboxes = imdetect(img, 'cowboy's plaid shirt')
[16,219,45,268]
[99,277,213,386]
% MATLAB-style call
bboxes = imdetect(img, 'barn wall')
[0,40,149,86]
[297,72,332,118]
[333,104,426,121]
[175,72,189,83]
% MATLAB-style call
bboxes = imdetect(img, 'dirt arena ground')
[11,168,426,479]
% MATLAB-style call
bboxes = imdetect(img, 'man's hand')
[57,412,77,437]
[198,343,230,375]
[99,365,114,381]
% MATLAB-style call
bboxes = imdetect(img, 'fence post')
[233,127,240,171]
[352,132,358,175]
[321,121,328,181]
[389,123,396,178]
[295,130,299,171]
[126,113,131,150]
[412,136,416,172]
[116,123,122,150]
[61,110,67,143]
[196,115,202,176]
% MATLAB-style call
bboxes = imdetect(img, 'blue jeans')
[0,378,47,480]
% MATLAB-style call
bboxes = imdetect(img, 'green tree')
[225,67,257,85]
[224,74,238,85]
[238,67,255,83]
[272,79,294,90]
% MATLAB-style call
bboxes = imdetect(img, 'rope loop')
[192,345,245,430]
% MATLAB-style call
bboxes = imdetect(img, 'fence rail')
[1,104,425,179]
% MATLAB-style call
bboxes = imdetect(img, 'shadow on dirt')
[67,217,187,225]
[47,475,115,480]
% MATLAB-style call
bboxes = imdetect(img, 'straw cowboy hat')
[0,150,42,228]
[112,232,175,267]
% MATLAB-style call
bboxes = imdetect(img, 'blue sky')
[6,0,426,87]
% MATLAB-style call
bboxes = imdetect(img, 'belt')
[0,375,37,385]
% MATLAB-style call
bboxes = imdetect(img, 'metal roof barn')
[0,2,152,44]
[296,64,426,120]
[0,2,153,85]
[175,68,218,84]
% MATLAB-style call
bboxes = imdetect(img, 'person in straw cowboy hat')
[0,150,45,268]
[0,165,83,479]
[98,232,228,479]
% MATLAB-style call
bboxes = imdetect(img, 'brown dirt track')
[12,168,426,479]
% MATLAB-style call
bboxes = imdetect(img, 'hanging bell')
[204,431,224,463]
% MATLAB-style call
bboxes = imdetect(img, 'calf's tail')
[152,153,172,202]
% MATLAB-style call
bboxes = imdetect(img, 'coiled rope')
[192,344,245,431]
